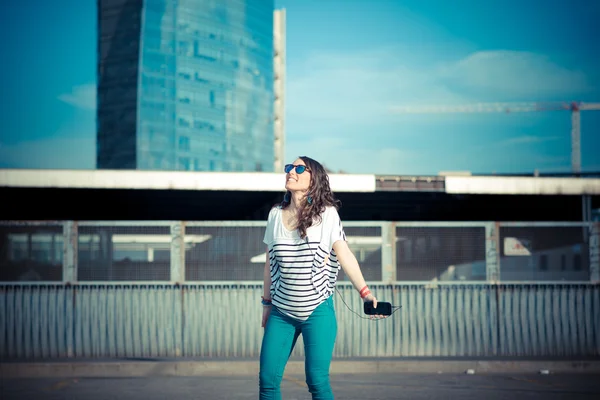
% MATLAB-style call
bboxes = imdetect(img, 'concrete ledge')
[2,359,600,378]
[445,175,600,195]
[0,169,377,193]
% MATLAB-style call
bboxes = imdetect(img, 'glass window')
[178,117,191,127]
[110,1,276,172]
[179,157,190,170]
[539,254,548,270]
[179,136,190,151]
[574,254,582,270]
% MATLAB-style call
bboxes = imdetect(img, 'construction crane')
[389,101,600,173]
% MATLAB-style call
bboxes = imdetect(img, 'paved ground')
[4,357,600,377]
[2,373,600,399]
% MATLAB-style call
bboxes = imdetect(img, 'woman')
[259,156,383,400]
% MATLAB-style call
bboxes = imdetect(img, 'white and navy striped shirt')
[263,205,347,321]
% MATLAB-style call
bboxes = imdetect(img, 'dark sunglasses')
[284,164,310,174]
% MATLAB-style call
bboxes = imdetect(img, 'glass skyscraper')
[97,0,276,172]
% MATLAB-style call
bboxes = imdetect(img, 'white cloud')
[287,48,593,124]
[465,132,567,155]
[0,105,96,169]
[496,135,563,147]
[533,154,570,166]
[0,136,95,169]
[286,136,420,175]
[282,46,595,174]
[436,50,591,98]
[286,53,467,124]
[58,83,97,110]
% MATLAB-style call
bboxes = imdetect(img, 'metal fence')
[1,220,599,359]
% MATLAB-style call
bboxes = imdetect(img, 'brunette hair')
[280,156,341,238]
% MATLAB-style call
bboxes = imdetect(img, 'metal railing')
[1,220,599,359]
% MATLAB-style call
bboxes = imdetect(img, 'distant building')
[96,0,282,172]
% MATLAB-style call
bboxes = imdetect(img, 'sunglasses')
[284,164,310,174]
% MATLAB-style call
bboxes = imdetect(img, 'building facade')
[273,8,285,173]
[97,0,277,172]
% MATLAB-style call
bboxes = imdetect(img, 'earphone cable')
[303,236,401,320]
[334,287,401,320]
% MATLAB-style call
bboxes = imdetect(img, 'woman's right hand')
[261,305,272,328]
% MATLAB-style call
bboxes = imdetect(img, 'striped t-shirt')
[263,205,347,321]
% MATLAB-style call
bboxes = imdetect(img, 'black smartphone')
[363,301,393,316]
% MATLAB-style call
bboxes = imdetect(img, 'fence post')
[485,222,500,283]
[590,222,599,283]
[170,221,185,283]
[63,221,78,283]
[381,222,397,283]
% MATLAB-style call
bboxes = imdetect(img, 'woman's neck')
[288,191,305,213]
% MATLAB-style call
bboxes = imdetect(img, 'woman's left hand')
[363,293,387,319]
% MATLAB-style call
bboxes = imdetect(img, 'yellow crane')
[390,101,600,173]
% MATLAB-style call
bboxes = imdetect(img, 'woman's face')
[284,158,311,193]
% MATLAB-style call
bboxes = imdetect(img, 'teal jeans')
[259,296,337,400]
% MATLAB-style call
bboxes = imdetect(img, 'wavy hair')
[280,156,341,239]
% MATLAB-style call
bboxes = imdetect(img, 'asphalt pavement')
[2,372,600,399]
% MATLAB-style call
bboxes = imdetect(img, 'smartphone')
[363,301,393,316]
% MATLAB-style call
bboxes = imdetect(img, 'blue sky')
[1,0,599,175]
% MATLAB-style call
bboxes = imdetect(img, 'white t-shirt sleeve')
[324,206,346,249]
[263,207,277,245]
